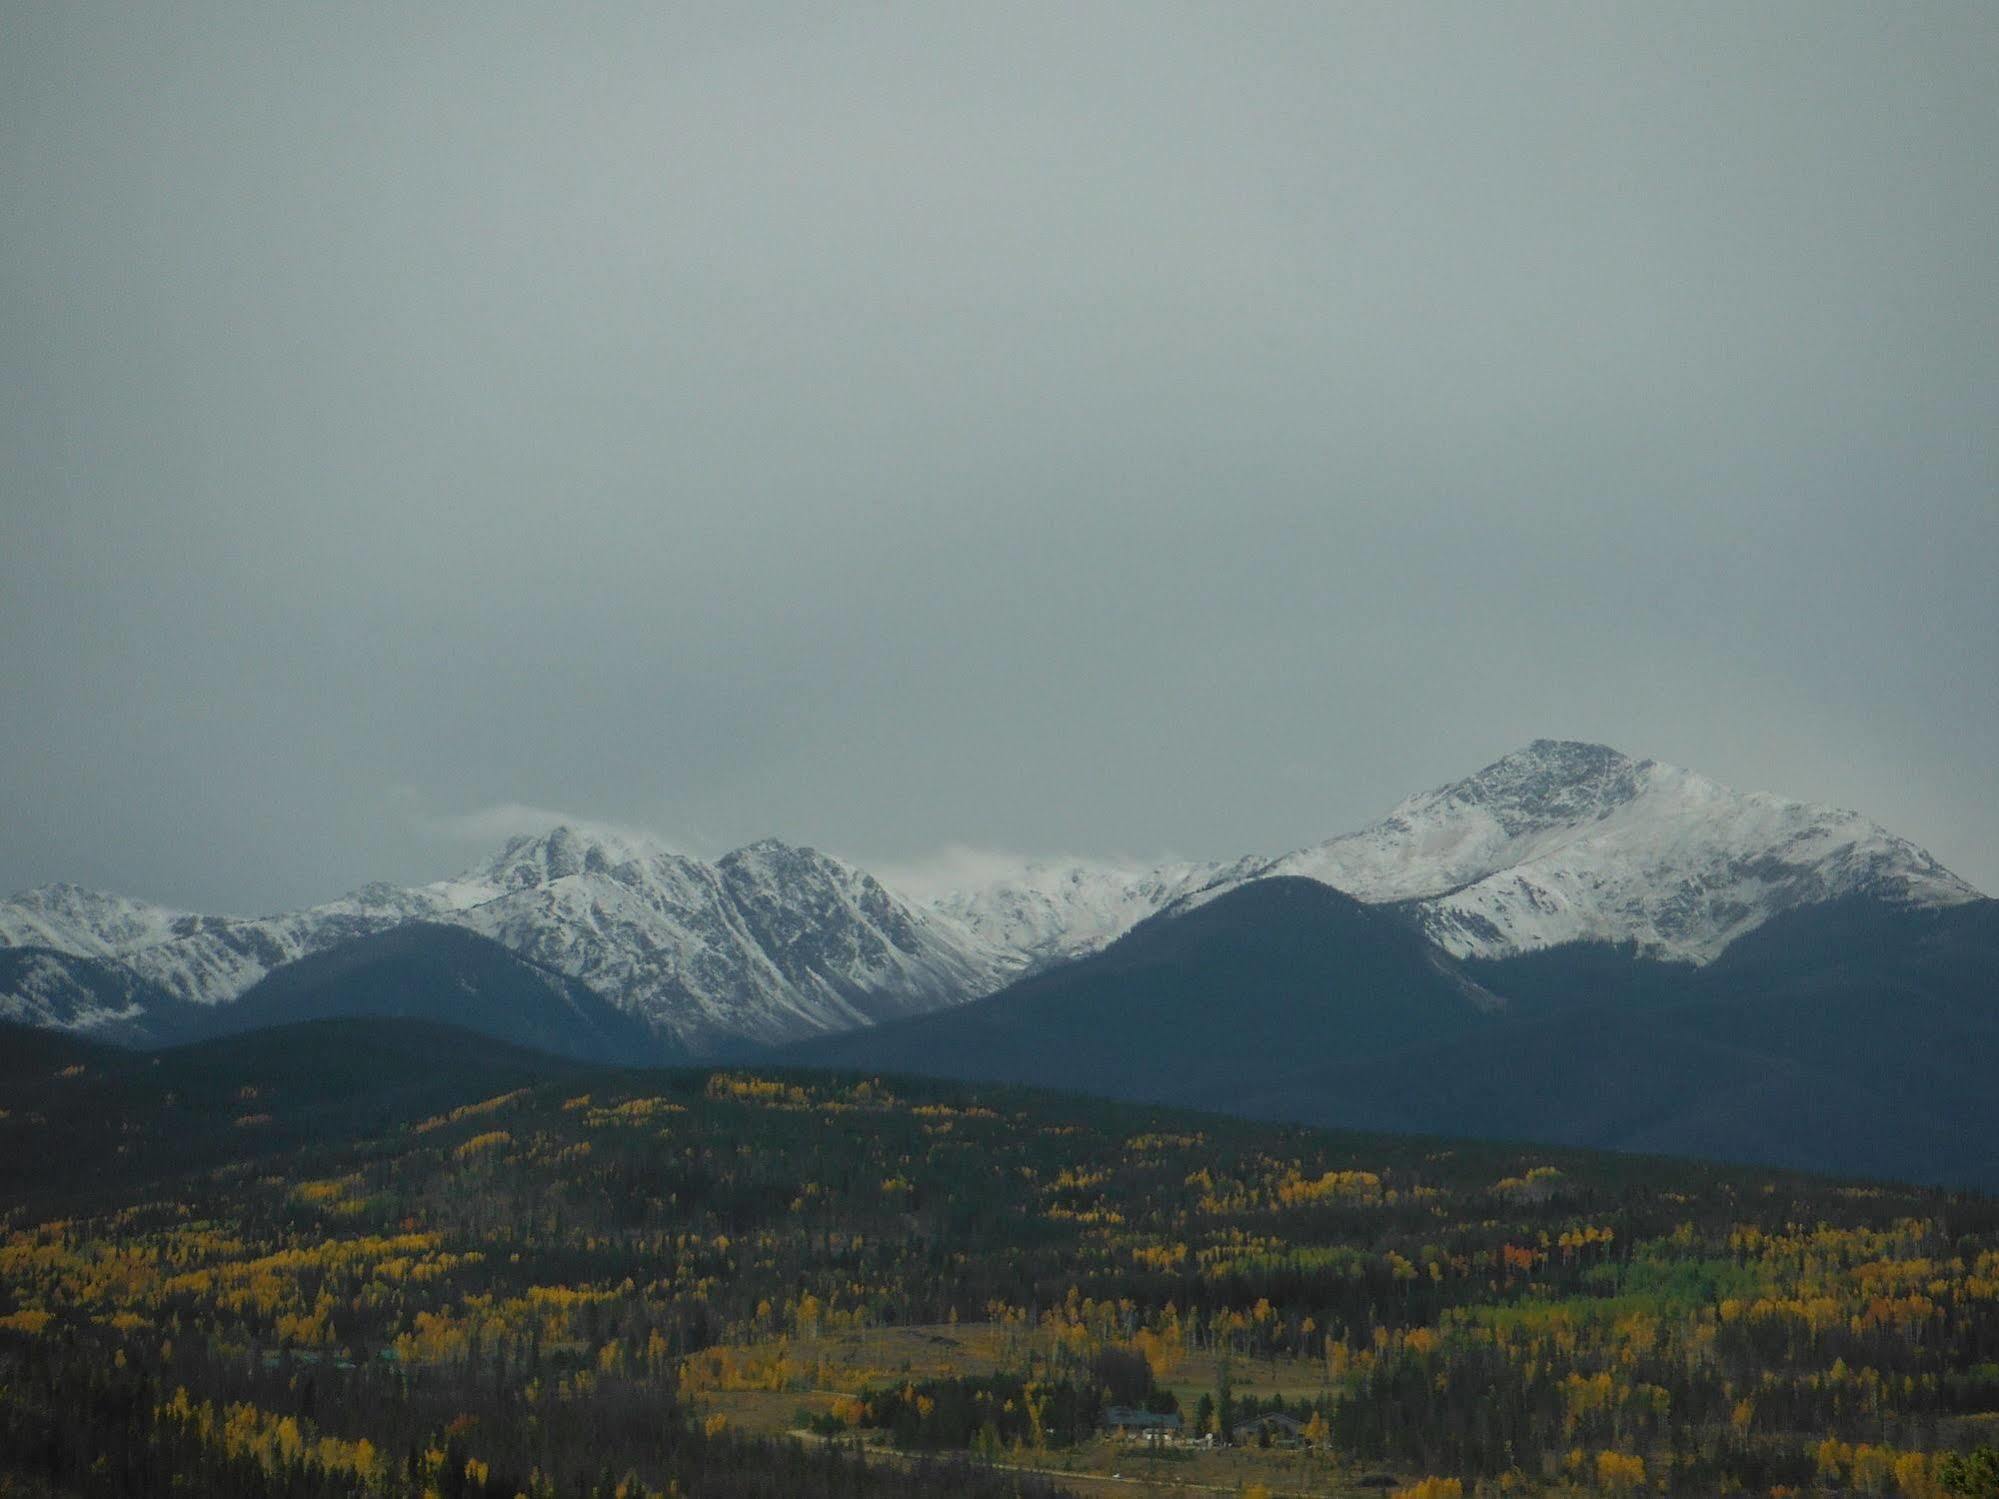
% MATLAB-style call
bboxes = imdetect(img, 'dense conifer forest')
[2,1019,1997,1496]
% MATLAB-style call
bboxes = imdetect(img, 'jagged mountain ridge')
[438,831,1001,1051]
[0,880,449,1015]
[0,742,1982,1050]
[901,740,1980,966]
[0,829,1006,1052]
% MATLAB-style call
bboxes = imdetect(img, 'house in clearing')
[1233,1410,1307,1445]
[1100,1407,1183,1443]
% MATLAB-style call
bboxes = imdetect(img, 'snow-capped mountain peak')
[448,824,684,897]
[1419,739,1652,829]
[0,883,190,960]
[421,831,995,1051]
[1257,742,1982,960]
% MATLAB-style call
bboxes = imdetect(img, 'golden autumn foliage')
[413,1089,529,1134]
[1275,1168,1384,1207]
[158,1387,384,1483]
[453,1129,512,1157]
[1593,1450,1645,1493]
[6,1060,1999,1497]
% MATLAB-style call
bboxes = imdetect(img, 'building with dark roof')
[1100,1407,1183,1443]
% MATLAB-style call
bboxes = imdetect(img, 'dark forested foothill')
[788,886,1999,1192]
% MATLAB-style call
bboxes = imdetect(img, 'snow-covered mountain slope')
[0,885,191,962]
[0,881,449,1011]
[0,828,1002,1051]
[439,830,998,1051]
[0,947,182,1043]
[1243,740,1983,962]
[912,855,1260,973]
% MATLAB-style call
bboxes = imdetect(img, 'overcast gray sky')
[3,2,1995,912]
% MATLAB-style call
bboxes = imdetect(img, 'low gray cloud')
[394,792,682,859]
[3,2,1995,911]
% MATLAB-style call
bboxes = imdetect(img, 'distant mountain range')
[6,738,1993,1184]
[921,739,1979,965]
[0,830,995,1052]
[3,740,1983,1059]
